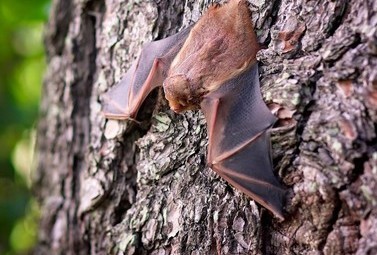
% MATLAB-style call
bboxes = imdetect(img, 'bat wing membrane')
[102,27,192,119]
[201,63,285,219]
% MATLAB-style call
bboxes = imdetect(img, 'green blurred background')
[0,0,50,254]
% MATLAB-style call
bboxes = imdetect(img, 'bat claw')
[127,117,141,125]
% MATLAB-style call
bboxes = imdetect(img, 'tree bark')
[35,0,377,254]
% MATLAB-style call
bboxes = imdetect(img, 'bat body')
[102,0,285,219]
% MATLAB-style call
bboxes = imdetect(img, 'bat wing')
[102,27,191,119]
[201,63,285,219]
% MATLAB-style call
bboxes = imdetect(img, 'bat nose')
[171,106,183,113]
[170,102,186,113]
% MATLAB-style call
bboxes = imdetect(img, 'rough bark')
[35,0,377,254]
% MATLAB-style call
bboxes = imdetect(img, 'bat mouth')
[171,105,184,113]
[170,100,192,113]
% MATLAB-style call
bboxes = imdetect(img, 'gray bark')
[35,0,377,254]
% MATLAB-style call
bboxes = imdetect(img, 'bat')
[102,0,286,220]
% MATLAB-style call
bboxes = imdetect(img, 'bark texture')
[35,0,377,254]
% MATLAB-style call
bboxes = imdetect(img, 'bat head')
[163,74,204,113]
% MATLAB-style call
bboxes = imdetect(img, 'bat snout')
[163,74,194,113]
[170,105,184,113]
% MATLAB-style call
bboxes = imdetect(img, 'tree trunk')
[35,0,377,254]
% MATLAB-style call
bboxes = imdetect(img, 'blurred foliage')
[0,0,50,254]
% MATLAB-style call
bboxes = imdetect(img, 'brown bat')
[102,0,286,219]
